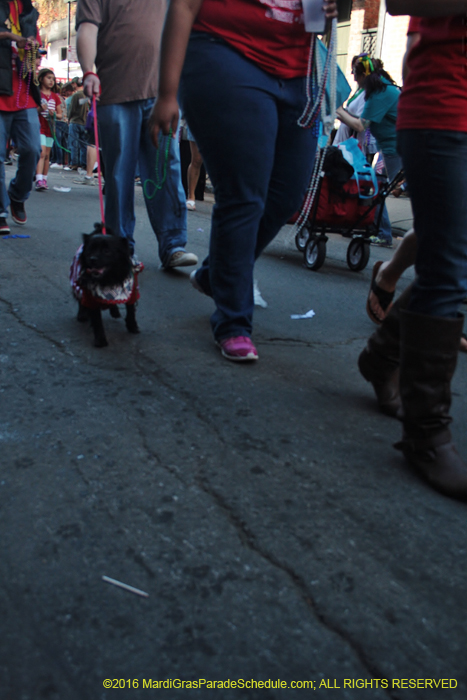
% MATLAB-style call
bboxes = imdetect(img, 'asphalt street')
[0,166,466,700]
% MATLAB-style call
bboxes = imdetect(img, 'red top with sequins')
[193,0,310,78]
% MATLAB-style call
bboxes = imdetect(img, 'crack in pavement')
[261,336,368,348]
[0,297,76,359]
[196,475,399,700]
[0,289,402,696]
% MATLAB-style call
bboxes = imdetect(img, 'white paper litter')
[53,186,71,193]
[102,575,149,598]
[291,309,315,320]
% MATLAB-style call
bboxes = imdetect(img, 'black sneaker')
[0,217,10,234]
[9,199,27,225]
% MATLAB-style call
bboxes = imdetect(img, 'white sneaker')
[73,175,95,186]
[50,163,62,169]
[166,250,198,268]
[253,279,268,308]
[189,270,207,295]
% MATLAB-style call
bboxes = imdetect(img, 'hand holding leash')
[83,71,101,99]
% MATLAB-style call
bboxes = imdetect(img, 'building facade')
[338,0,410,88]
[36,0,410,89]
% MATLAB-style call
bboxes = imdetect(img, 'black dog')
[70,224,140,347]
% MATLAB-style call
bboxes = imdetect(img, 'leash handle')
[92,94,106,234]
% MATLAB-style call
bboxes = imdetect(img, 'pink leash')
[92,94,106,234]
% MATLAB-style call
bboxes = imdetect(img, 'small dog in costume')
[70,223,143,347]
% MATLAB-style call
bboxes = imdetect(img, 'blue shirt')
[361,81,400,156]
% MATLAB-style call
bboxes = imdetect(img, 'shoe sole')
[168,258,198,268]
[219,347,258,362]
[217,342,258,362]
[10,211,27,225]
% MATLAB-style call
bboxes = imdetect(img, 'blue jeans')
[376,152,403,244]
[180,33,318,340]
[398,129,467,318]
[96,99,187,262]
[51,120,68,165]
[0,107,40,217]
[68,122,88,168]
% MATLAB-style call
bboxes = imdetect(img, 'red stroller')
[293,142,404,272]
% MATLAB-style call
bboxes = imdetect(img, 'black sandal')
[366,261,395,325]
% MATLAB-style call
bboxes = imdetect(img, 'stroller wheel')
[295,226,309,252]
[304,237,326,271]
[347,238,370,272]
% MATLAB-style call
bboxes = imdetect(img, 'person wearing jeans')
[375,152,403,246]
[75,0,197,269]
[0,108,40,228]
[150,0,338,361]
[336,55,400,248]
[179,34,318,344]
[0,0,41,232]
[359,3,467,500]
[67,88,89,169]
[68,122,87,169]
[96,99,188,264]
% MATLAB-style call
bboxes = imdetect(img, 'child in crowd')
[36,69,62,190]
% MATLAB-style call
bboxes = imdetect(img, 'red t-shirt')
[397,16,467,132]
[0,0,38,112]
[407,17,422,35]
[193,0,310,78]
[39,92,61,137]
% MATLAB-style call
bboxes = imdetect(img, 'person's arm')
[335,106,369,133]
[387,0,467,16]
[76,22,100,98]
[0,32,36,48]
[55,98,63,121]
[149,0,204,147]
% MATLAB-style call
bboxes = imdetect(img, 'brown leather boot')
[395,310,467,500]
[358,284,413,416]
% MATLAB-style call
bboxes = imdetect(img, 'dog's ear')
[82,233,91,245]
[93,222,104,235]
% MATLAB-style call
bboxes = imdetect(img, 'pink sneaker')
[35,179,46,191]
[218,336,258,362]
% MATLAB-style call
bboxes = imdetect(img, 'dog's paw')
[94,336,109,348]
[77,307,89,323]
[126,321,140,335]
